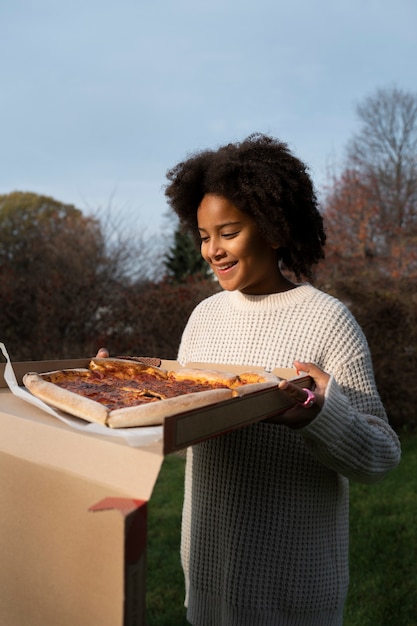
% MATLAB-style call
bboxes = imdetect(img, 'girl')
[163,133,401,626]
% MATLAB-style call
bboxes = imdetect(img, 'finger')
[293,361,322,378]
[293,360,330,389]
[278,379,313,405]
[96,347,109,358]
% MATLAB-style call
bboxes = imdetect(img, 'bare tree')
[347,86,417,235]
[320,87,417,280]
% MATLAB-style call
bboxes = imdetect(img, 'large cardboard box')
[0,357,311,625]
[0,385,161,626]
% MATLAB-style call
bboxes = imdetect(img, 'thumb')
[96,347,109,358]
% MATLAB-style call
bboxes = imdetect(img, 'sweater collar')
[227,284,315,311]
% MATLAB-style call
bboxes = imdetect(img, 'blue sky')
[1,0,416,235]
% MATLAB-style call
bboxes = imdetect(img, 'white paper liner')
[0,343,163,448]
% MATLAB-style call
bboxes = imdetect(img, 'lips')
[214,261,237,274]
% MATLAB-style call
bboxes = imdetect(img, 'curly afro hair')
[165,133,326,281]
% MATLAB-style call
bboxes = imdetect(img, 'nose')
[206,237,225,260]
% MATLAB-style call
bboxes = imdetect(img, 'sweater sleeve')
[300,357,401,484]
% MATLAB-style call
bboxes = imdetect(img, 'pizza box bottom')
[0,357,313,455]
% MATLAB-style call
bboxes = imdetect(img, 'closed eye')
[199,228,240,243]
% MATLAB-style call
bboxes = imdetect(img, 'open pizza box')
[0,343,312,625]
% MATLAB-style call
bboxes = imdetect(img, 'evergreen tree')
[164,228,212,283]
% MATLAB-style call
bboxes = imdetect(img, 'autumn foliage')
[0,192,112,360]
[320,168,417,282]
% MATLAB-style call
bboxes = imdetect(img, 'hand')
[265,361,330,429]
[96,347,109,358]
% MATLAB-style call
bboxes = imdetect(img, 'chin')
[218,283,236,292]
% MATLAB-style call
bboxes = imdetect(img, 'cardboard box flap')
[89,496,148,624]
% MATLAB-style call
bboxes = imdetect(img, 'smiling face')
[197,194,291,295]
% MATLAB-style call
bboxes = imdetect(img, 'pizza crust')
[170,368,238,385]
[23,372,109,425]
[90,357,168,379]
[107,388,234,428]
[235,371,279,385]
[232,370,281,396]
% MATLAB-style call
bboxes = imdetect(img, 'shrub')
[322,276,417,430]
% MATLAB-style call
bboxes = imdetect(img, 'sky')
[1,0,416,237]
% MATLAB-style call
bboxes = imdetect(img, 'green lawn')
[344,432,417,626]
[146,433,417,625]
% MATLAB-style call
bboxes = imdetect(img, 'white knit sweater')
[177,284,401,626]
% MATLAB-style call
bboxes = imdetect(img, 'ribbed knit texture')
[178,285,401,626]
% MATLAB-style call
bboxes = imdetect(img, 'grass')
[344,432,417,625]
[146,433,417,625]
[146,454,187,626]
